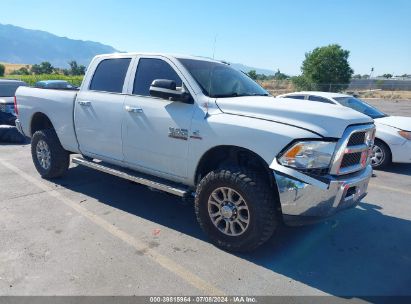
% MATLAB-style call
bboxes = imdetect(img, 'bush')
[1,74,84,87]
[291,75,312,91]
[0,64,5,77]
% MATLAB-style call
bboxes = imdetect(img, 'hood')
[216,96,373,138]
[375,116,411,131]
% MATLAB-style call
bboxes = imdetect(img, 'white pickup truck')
[15,53,375,251]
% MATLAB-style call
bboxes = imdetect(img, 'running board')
[72,157,190,197]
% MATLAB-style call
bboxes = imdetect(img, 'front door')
[122,57,195,179]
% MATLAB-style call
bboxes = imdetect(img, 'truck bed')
[15,86,80,153]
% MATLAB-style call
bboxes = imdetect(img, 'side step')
[72,157,191,197]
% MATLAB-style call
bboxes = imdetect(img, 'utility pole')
[369,67,374,90]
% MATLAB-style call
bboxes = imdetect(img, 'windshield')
[178,58,269,98]
[334,97,387,119]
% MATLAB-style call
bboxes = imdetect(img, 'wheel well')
[195,146,275,186]
[30,112,54,136]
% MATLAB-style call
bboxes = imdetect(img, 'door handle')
[125,106,143,113]
[78,101,91,106]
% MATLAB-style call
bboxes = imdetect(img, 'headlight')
[398,130,411,140]
[278,141,336,169]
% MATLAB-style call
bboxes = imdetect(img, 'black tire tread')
[31,129,70,178]
[373,139,392,170]
[195,167,278,252]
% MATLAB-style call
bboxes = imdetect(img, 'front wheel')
[371,139,391,169]
[195,167,279,252]
[31,129,70,178]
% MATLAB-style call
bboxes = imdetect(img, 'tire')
[195,167,278,252]
[31,129,70,178]
[371,139,391,170]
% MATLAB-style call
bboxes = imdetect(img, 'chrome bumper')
[272,163,372,226]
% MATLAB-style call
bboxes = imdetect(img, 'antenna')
[212,35,218,59]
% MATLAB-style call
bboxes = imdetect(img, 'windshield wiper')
[212,93,243,98]
[212,92,270,98]
[250,93,270,96]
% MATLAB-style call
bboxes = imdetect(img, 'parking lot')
[0,99,410,298]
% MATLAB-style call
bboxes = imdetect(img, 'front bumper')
[272,163,372,226]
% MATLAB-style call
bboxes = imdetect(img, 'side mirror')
[149,79,193,103]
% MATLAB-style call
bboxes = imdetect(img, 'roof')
[279,91,351,98]
[94,52,223,63]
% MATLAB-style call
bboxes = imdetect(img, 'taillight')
[14,96,18,115]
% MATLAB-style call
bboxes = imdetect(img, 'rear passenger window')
[284,95,305,100]
[133,58,182,96]
[90,58,131,93]
[308,95,333,104]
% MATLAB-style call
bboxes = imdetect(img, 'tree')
[30,64,42,75]
[273,69,288,80]
[39,61,53,74]
[381,73,393,79]
[0,64,5,77]
[297,44,354,92]
[247,70,257,80]
[30,62,54,74]
[11,67,30,75]
[68,61,86,75]
[352,74,362,79]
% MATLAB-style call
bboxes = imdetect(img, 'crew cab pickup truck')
[15,53,375,251]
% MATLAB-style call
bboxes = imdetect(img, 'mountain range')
[0,23,118,68]
[0,23,275,74]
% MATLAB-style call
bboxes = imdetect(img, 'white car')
[277,91,411,169]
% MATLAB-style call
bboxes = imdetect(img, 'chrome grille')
[341,152,362,168]
[348,132,366,146]
[330,124,375,175]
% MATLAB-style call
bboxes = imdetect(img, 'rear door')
[74,57,132,161]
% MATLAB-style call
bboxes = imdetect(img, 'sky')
[1,0,410,75]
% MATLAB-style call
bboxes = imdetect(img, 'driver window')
[133,58,182,96]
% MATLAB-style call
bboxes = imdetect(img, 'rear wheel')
[31,129,70,178]
[195,167,278,252]
[371,139,391,169]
